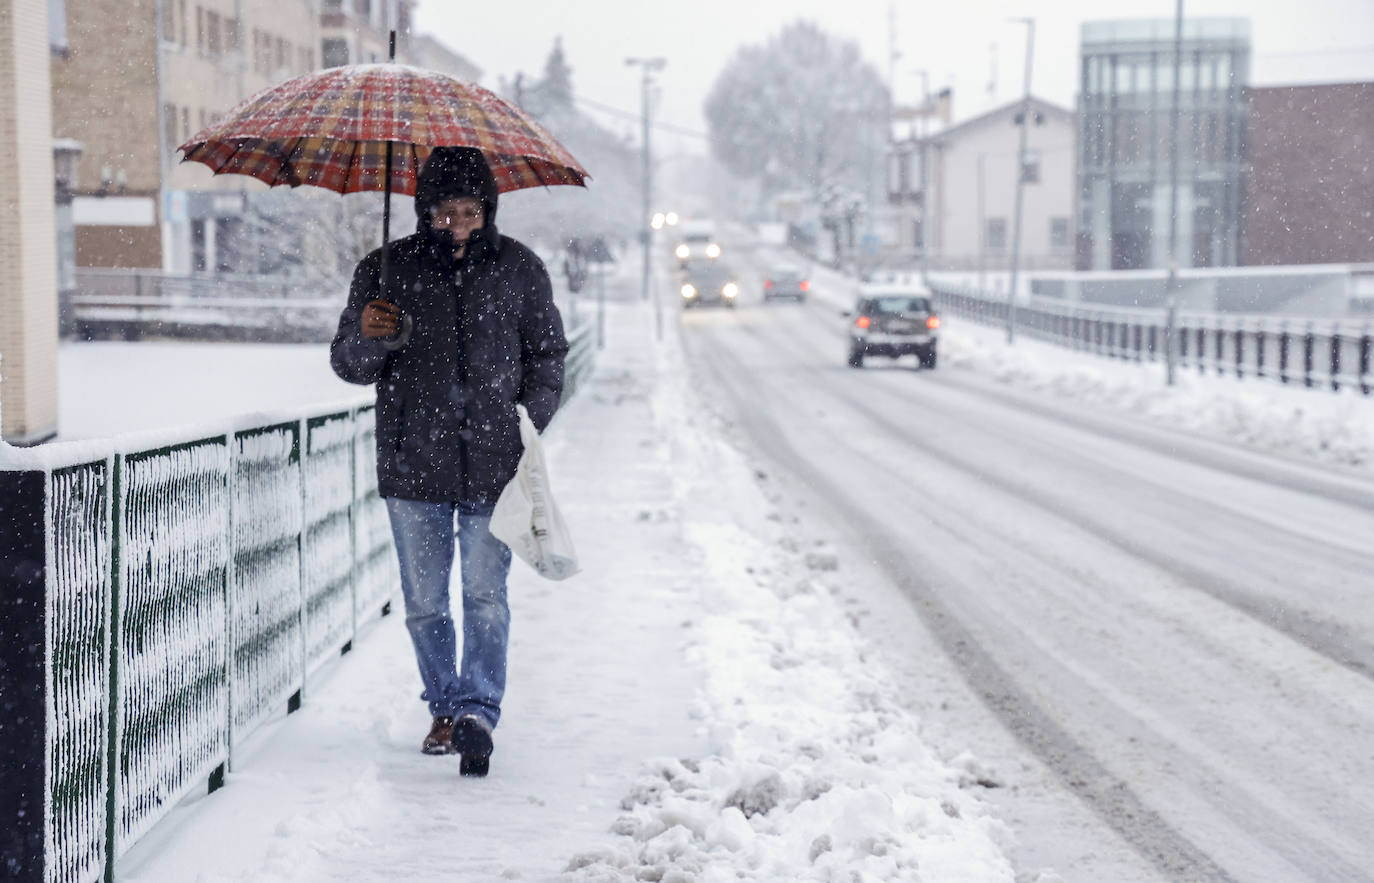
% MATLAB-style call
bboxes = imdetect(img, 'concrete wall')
[0,0,59,443]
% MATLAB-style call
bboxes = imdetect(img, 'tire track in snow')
[682,324,1239,883]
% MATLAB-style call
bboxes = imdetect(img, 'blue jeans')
[385,498,512,728]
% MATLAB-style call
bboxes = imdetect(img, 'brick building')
[1243,81,1374,265]
[0,0,59,443]
[50,0,323,271]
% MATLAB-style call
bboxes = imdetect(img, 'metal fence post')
[1360,328,1372,395]
[1304,323,1315,388]
[1330,325,1342,392]
[1279,323,1290,383]
[0,471,48,881]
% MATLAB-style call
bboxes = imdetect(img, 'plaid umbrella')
[177,56,587,296]
[177,63,589,196]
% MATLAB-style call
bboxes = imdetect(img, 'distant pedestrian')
[330,146,569,776]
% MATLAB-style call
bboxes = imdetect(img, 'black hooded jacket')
[330,147,569,505]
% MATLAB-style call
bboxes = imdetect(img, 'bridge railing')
[1,319,596,881]
[930,284,1373,395]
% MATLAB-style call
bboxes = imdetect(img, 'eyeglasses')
[431,204,484,225]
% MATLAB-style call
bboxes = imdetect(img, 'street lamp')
[1165,0,1184,386]
[1006,17,1035,345]
[626,56,667,340]
[912,68,931,286]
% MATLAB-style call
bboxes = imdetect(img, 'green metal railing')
[3,324,597,881]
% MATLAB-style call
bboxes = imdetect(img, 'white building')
[886,96,1075,273]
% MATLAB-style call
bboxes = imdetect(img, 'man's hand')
[361,300,402,339]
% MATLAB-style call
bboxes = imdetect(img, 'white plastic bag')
[489,404,580,580]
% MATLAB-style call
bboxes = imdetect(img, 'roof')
[923,96,1074,146]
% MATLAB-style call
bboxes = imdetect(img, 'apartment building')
[1,0,60,443]
[321,0,413,67]
[51,0,322,271]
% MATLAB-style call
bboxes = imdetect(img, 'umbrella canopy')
[177,63,589,195]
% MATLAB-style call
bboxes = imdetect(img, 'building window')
[225,17,239,53]
[206,11,221,57]
[912,219,924,253]
[181,107,190,143]
[1049,217,1070,253]
[164,103,178,151]
[161,0,175,42]
[49,0,68,53]
[322,38,349,68]
[178,0,187,46]
[986,218,1007,254]
[1020,148,1041,184]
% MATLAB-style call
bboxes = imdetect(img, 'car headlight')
[722,282,738,298]
[675,244,690,259]
[705,243,721,258]
[681,284,697,298]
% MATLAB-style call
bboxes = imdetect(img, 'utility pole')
[914,69,931,286]
[1006,17,1035,344]
[1165,0,1184,386]
[626,56,666,339]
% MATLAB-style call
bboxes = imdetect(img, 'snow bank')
[562,305,1017,882]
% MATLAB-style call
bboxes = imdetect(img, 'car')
[762,265,810,302]
[680,262,740,309]
[845,289,940,369]
[674,220,721,264]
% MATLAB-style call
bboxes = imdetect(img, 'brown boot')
[422,716,455,755]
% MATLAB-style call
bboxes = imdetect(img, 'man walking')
[330,147,569,776]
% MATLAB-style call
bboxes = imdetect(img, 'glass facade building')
[1077,19,1251,270]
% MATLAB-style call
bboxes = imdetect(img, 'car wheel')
[918,346,937,369]
[847,349,865,369]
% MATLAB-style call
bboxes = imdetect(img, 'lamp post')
[913,69,931,285]
[1165,0,1184,386]
[1007,17,1035,344]
[626,56,667,339]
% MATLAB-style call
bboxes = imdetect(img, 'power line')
[572,94,710,140]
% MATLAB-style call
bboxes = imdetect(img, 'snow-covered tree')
[494,40,639,254]
[541,37,574,112]
[704,21,888,203]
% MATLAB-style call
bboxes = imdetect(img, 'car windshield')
[686,265,735,285]
[868,297,930,314]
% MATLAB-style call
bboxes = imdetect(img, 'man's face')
[430,196,485,256]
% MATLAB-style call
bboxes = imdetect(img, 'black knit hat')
[414,146,499,228]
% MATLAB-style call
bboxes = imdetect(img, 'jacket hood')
[414,147,500,257]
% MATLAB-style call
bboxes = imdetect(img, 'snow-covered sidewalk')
[117,296,1017,881]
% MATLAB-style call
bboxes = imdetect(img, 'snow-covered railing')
[1,298,597,881]
[931,284,1374,395]
[0,400,397,883]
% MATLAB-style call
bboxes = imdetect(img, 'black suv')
[846,292,940,369]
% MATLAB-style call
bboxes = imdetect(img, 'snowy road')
[674,266,1374,882]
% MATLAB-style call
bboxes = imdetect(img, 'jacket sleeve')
[517,256,570,432]
[330,253,392,385]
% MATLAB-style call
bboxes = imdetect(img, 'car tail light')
[856,316,871,329]
[926,316,941,329]
[799,280,811,291]
[764,279,774,289]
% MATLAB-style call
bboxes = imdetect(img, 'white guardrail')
[930,284,1374,395]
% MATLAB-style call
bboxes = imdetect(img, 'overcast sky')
[414,0,1374,155]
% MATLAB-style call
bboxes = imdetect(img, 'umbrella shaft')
[380,140,394,297]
